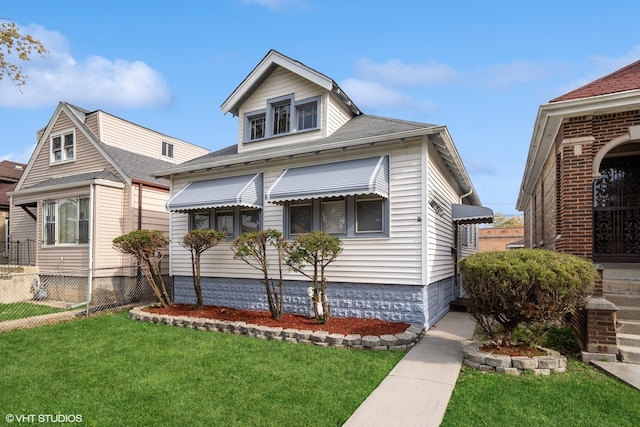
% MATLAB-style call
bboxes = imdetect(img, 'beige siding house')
[155,50,492,328]
[9,102,209,274]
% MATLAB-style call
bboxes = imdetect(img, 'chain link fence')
[0,265,163,332]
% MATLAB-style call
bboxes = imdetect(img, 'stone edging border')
[129,306,424,351]
[462,342,568,375]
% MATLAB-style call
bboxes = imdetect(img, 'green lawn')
[0,312,404,427]
[442,360,640,427]
[0,302,67,322]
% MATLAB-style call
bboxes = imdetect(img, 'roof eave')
[516,89,640,211]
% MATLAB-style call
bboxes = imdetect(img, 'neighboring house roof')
[100,143,169,187]
[0,160,26,182]
[551,59,640,102]
[506,238,525,249]
[517,60,640,210]
[14,102,172,194]
[0,160,26,209]
[221,49,360,117]
[22,169,122,190]
[153,115,483,206]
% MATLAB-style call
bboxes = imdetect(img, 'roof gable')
[551,59,640,102]
[221,49,360,117]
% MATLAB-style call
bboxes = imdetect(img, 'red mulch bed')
[145,304,410,336]
[479,343,547,357]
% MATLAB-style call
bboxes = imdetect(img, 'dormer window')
[243,95,320,143]
[162,141,174,159]
[50,130,75,164]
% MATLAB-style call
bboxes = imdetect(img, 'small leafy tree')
[1,22,47,86]
[113,230,172,308]
[232,229,285,320]
[459,249,597,346]
[180,229,226,309]
[286,231,342,324]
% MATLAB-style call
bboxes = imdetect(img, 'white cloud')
[0,23,171,109]
[0,144,36,164]
[341,78,421,110]
[588,45,640,76]
[476,60,550,89]
[354,58,463,87]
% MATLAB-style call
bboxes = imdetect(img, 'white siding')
[425,141,459,284]
[93,184,126,268]
[97,111,208,164]
[169,141,426,286]
[237,68,329,152]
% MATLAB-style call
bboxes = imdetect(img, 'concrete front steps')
[602,263,640,364]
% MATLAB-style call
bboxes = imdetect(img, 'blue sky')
[2,0,640,217]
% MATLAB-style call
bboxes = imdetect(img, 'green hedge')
[459,249,597,346]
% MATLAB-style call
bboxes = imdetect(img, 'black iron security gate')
[593,155,640,261]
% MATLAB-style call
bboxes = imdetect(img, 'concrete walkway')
[344,311,476,427]
[591,360,640,391]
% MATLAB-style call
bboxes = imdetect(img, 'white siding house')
[155,50,492,328]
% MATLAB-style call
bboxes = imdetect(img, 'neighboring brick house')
[517,60,640,363]
[478,227,524,252]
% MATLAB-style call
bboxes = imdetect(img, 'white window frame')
[161,141,174,159]
[243,95,320,143]
[42,195,90,246]
[50,129,76,164]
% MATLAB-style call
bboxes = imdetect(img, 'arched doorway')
[593,142,640,262]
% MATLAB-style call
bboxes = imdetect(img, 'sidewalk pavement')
[344,310,476,427]
[591,360,640,391]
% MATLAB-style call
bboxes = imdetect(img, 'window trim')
[189,207,262,239]
[42,195,90,246]
[284,195,388,239]
[161,141,174,160]
[50,129,76,165]
[242,95,320,143]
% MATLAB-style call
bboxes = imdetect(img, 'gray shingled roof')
[100,143,170,186]
[24,169,122,190]
[157,115,436,174]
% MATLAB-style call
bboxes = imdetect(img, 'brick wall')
[527,110,640,259]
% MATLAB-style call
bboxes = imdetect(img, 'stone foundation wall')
[173,276,429,326]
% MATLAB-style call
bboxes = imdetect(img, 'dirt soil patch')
[479,343,547,357]
[145,304,410,336]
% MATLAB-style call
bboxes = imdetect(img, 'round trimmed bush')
[459,249,597,346]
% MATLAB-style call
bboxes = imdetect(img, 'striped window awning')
[166,173,263,212]
[452,204,494,224]
[266,156,389,203]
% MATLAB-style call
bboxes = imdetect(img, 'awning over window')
[167,173,263,212]
[266,156,389,203]
[452,204,494,224]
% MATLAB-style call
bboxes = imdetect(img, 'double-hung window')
[50,130,75,164]
[244,95,320,142]
[189,207,261,238]
[162,141,174,159]
[43,195,90,245]
[286,195,387,238]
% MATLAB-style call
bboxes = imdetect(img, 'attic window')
[50,130,75,164]
[243,95,320,143]
[162,141,174,159]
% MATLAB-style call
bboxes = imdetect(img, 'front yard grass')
[0,302,67,322]
[442,360,640,426]
[0,311,404,427]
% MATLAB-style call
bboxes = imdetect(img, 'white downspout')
[459,189,473,203]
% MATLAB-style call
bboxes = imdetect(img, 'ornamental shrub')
[459,249,597,346]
